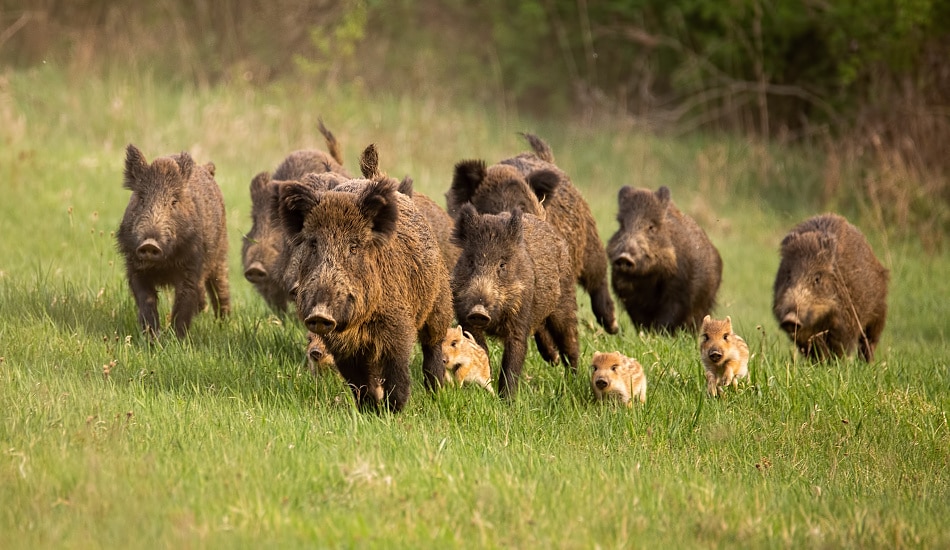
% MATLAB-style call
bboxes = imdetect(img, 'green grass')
[0,65,947,548]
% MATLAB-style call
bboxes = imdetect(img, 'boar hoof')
[466,305,491,328]
[136,239,163,261]
[305,308,337,335]
[612,253,635,270]
[244,261,268,283]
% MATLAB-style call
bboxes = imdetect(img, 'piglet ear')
[817,233,838,260]
[278,182,320,237]
[175,152,195,183]
[702,314,712,325]
[358,177,399,242]
[526,169,560,204]
[452,202,479,246]
[447,160,487,216]
[359,143,380,179]
[656,186,671,207]
[123,144,149,191]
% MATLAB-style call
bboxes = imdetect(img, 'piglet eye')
[611,365,618,372]
[723,334,729,341]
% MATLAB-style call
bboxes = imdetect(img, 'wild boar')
[242,119,350,313]
[606,185,722,332]
[446,133,618,335]
[773,213,888,361]
[451,204,579,398]
[116,144,230,338]
[277,161,453,412]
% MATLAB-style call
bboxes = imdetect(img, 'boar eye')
[813,273,822,285]
[498,261,507,272]
[289,282,299,299]
[349,242,359,255]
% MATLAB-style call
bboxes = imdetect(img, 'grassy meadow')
[0,66,948,548]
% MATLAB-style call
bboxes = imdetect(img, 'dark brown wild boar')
[277,156,453,412]
[451,204,579,398]
[606,185,722,332]
[446,133,618,335]
[116,144,230,338]
[773,213,888,361]
[242,120,350,313]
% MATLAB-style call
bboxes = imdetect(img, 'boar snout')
[244,261,268,283]
[612,252,636,270]
[594,377,609,390]
[780,311,802,335]
[136,238,164,261]
[466,304,491,328]
[305,305,337,335]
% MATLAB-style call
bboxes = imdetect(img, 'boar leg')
[335,357,378,410]
[205,261,231,318]
[546,312,579,371]
[171,279,203,338]
[533,328,560,365]
[379,343,414,412]
[588,282,619,335]
[130,275,160,338]
[498,324,531,398]
[860,316,885,362]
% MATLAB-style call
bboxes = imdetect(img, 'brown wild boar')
[773,213,888,361]
[590,351,647,406]
[700,315,750,397]
[606,185,722,332]
[451,204,579,398]
[116,144,230,338]
[242,119,350,313]
[446,133,618,335]
[441,325,493,393]
[277,156,453,412]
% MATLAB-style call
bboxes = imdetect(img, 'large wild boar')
[446,133,618,335]
[276,157,453,412]
[116,144,230,338]
[773,213,888,361]
[451,204,579,398]
[242,120,350,313]
[606,185,722,332]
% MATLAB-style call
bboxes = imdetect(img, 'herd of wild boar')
[116,124,889,411]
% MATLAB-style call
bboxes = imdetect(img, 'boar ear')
[398,176,414,197]
[204,162,216,178]
[656,186,671,206]
[300,172,336,192]
[450,160,487,205]
[249,172,272,207]
[526,169,560,204]
[506,207,525,240]
[452,203,479,245]
[123,144,149,191]
[278,182,320,236]
[617,185,636,204]
[358,178,399,241]
[359,143,380,179]
[175,152,195,182]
